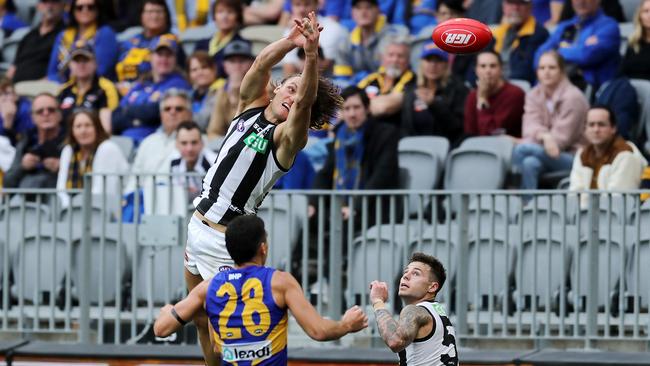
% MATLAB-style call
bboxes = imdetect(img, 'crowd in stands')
[0,0,649,216]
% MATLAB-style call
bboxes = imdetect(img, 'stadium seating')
[629,79,650,154]
[179,24,216,56]
[116,26,144,43]
[110,135,135,162]
[620,0,639,22]
[0,27,30,67]
[14,79,60,98]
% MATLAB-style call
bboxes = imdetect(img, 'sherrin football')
[431,18,493,54]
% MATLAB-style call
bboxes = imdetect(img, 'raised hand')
[294,11,322,54]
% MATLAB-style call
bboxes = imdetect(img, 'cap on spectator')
[223,40,255,60]
[420,41,448,61]
[352,0,379,7]
[150,35,178,53]
[69,40,95,59]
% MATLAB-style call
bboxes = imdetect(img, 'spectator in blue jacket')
[47,0,119,83]
[534,0,620,91]
[492,0,548,83]
[325,0,407,31]
[0,76,33,146]
[0,0,26,37]
[111,37,191,144]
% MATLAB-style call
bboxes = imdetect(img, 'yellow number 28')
[216,278,270,340]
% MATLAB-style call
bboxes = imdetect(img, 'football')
[431,18,493,54]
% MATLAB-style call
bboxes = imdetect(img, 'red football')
[431,18,493,54]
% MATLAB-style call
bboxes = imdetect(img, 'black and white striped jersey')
[193,107,289,225]
[399,301,458,366]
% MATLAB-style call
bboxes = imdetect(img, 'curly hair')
[274,74,343,130]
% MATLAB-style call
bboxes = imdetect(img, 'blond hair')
[416,59,450,89]
[628,0,650,53]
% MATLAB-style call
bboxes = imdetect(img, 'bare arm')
[369,93,404,117]
[374,304,432,353]
[275,13,321,166]
[278,271,367,341]
[154,280,209,337]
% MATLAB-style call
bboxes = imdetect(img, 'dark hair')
[211,0,244,28]
[0,75,14,92]
[477,49,503,66]
[4,0,17,13]
[589,104,617,127]
[187,50,217,74]
[274,74,343,130]
[176,120,201,134]
[297,46,324,61]
[69,0,106,28]
[340,85,370,109]
[65,108,109,151]
[436,0,465,14]
[409,252,446,296]
[225,215,267,265]
[141,0,172,34]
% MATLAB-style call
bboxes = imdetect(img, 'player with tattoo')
[369,252,458,366]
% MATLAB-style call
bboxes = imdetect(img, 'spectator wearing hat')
[0,76,34,146]
[534,0,620,91]
[7,0,66,83]
[116,0,184,95]
[58,43,120,134]
[47,0,119,83]
[401,42,468,145]
[333,0,408,86]
[206,40,254,139]
[464,50,525,138]
[491,0,548,83]
[325,0,407,31]
[111,36,191,143]
[357,34,415,128]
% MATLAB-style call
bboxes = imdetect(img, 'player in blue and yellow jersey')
[154,215,368,365]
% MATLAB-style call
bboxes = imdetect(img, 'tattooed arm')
[374,304,431,353]
[369,280,432,353]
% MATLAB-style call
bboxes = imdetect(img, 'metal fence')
[1,173,650,349]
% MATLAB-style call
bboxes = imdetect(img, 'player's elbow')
[306,327,329,341]
[386,338,407,353]
[153,320,172,338]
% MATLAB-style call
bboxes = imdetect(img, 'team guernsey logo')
[441,29,476,48]
[244,132,269,154]
[222,340,272,362]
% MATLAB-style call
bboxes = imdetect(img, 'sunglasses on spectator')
[34,107,58,115]
[75,4,96,11]
[163,106,187,112]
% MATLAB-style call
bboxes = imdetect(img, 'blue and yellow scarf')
[333,125,365,190]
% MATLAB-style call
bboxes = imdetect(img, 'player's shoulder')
[401,304,434,326]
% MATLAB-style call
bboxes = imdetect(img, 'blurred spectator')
[116,0,184,94]
[569,105,648,207]
[621,0,650,80]
[188,51,220,131]
[206,40,254,139]
[7,0,65,83]
[166,0,212,32]
[333,0,406,86]
[280,0,348,78]
[111,37,191,143]
[533,0,565,26]
[58,43,119,134]
[244,0,285,25]
[274,150,315,189]
[466,0,502,25]
[309,86,399,225]
[512,50,588,190]
[492,0,548,83]
[535,0,620,92]
[357,34,414,127]
[436,0,464,22]
[3,93,64,189]
[195,0,247,78]
[594,77,639,141]
[56,109,128,206]
[325,0,407,31]
[0,76,34,145]
[409,0,437,35]
[47,0,119,83]
[129,89,193,178]
[107,0,146,32]
[294,47,332,78]
[401,42,468,145]
[0,0,25,37]
[163,121,217,203]
[464,51,525,138]
[559,0,625,22]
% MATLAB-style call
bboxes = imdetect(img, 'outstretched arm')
[154,280,209,337]
[275,12,322,167]
[238,20,313,113]
[278,271,368,341]
[370,281,431,353]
